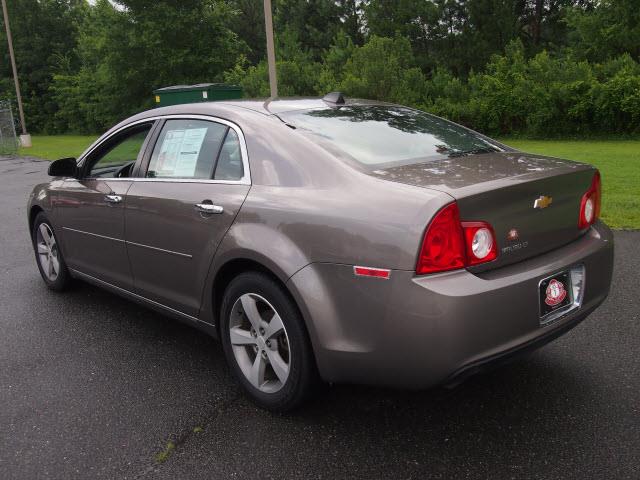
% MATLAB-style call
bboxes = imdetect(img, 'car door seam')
[121,181,138,288]
[197,184,253,318]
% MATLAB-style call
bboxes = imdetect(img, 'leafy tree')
[364,0,440,71]
[224,30,322,97]
[3,0,639,137]
[316,30,357,94]
[337,35,428,104]
[228,0,266,64]
[337,0,364,45]
[273,0,343,61]
[51,0,245,132]
[566,0,640,62]
[0,0,87,132]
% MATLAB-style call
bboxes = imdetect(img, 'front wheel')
[220,272,319,411]
[32,212,71,291]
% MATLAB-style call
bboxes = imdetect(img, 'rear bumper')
[287,221,614,389]
[442,301,599,387]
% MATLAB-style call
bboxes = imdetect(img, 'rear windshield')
[278,105,502,168]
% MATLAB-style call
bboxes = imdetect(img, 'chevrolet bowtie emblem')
[534,195,553,209]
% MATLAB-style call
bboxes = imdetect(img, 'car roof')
[122,97,397,128]
[215,97,393,116]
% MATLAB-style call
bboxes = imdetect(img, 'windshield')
[278,105,502,168]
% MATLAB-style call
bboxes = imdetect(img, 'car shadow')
[278,354,600,477]
[44,279,606,477]
[60,279,595,422]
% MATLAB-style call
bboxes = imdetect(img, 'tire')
[220,271,319,412]
[32,212,71,291]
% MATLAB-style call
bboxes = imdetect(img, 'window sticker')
[155,127,208,177]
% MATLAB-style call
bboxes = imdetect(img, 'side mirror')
[48,157,78,177]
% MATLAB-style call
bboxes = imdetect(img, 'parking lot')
[1,155,639,479]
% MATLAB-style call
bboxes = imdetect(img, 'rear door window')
[147,119,228,179]
[214,129,244,181]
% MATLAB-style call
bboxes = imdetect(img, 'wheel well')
[28,205,43,237]
[212,259,295,335]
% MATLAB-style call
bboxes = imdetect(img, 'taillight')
[416,203,466,274]
[578,172,601,229]
[461,222,498,266]
[416,202,498,275]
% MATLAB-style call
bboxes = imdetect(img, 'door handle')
[195,202,224,215]
[104,194,123,204]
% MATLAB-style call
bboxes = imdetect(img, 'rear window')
[278,106,501,168]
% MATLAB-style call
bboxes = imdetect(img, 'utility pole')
[263,0,278,99]
[1,0,30,147]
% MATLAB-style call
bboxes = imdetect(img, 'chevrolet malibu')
[28,94,614,411]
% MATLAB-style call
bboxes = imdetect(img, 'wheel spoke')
[39,224,52,246]
[50,256,60,276]
[230,326,257,346]
[47,255,55,278]
[249,353,266,389]
[266,349,289,384]
[48,256,55,278]
[264,313,284,340]
[37,243,49,255]
[240,295,262,330]
[41,256,50,275]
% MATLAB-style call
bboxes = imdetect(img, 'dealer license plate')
[539,271,573,319]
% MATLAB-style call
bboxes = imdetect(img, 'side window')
[147,119,227,179]
[214,129,244,181]
[87,124,152,178]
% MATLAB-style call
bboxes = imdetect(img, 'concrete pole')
[1,0,30,146]
[263,0,278,99]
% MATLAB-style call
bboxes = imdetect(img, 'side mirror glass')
[48,157,78,177]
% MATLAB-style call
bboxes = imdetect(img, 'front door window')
[86,124,153,178]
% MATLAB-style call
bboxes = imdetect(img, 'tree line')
[0,0,638,137]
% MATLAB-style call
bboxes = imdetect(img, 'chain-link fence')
[0,100,19,155]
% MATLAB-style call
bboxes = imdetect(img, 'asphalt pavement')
[1,155,639,479]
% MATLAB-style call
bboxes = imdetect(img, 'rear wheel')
[220,272,319,411]
[32,212,71,291]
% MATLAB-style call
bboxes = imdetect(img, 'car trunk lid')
[370,151,598,271]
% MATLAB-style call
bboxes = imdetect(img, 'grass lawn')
[19,135,97,161]
[18,135,639,229]
[500,139,639,230]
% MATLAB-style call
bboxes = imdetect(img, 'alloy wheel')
[229,293,291,393]
[36,223,60,282]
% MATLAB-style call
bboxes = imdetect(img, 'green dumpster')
[153,83,243,107]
